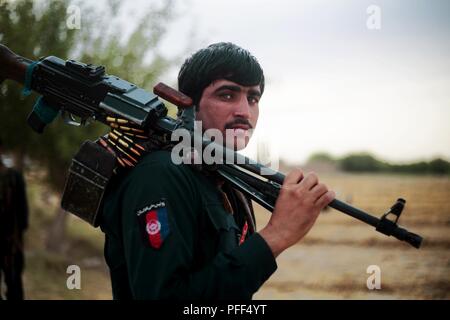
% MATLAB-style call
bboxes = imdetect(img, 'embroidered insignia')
[136,200,170,249]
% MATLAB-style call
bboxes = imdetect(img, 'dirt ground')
[20,173,449,299]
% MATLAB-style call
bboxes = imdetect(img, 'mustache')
[224,118,253,130]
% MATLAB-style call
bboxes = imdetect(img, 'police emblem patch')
[146,219,161,235]
[136,200,170,249]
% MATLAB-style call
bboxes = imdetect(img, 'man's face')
[195,79,261,150]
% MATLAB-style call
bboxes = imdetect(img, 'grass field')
[19,173,450,299]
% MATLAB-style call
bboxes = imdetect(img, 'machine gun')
[0,44,423,248]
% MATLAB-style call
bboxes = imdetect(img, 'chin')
[226,137,249,151]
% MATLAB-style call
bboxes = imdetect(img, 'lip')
[231,125,250,130]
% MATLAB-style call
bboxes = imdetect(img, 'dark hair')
[177,42,265,106]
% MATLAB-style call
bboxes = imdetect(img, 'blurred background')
[0,0,448,299]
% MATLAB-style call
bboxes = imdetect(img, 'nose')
[232,96,251,119]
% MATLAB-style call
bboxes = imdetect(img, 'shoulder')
[104,150,222,209]
[117,150,220,205]
[125,150,200,189]
[102,150,202,230]
[134,150,187,171]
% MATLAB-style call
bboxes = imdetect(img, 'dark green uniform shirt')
[100,150,277,300]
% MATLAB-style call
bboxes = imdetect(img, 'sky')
[105,0,450,164]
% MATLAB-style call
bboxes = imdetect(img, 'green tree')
[1,0,177,186]
[0,0,80,173]
[339,152,384,172]
[307,152,335,164]
[0,0,181,252]
[428,158,450,175]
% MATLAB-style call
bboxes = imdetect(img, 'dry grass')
[253,173,450,299]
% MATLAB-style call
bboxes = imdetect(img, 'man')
[0,138,29,300]
[100,42,335,299]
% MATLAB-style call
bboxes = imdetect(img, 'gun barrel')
[0,44,33,84]
[190,135,423,249]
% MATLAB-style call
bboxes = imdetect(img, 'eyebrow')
[214,85,261,97]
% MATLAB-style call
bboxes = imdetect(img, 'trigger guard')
[62,111,85,126]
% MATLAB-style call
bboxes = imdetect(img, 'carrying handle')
[153,82,193,109]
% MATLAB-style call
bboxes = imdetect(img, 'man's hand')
[259,169,335,257]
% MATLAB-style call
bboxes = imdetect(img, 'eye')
[219,93,233,101]
[248,96,260,105]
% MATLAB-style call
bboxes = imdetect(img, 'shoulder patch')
[136,200,170,249]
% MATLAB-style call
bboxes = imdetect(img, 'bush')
[339,153,384,172]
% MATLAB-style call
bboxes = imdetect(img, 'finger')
[311,183,328,199]
[299,172,319,190]
[315,190,335,208]
[283,168,304,185]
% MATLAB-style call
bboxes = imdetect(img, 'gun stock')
[0,44,32,85]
